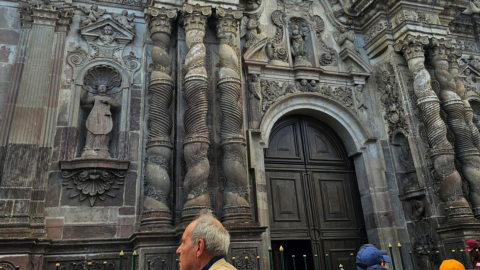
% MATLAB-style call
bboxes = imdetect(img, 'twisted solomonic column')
[181,4,212,223]
[215,7,253,224]
[447,49,480,152]
[142,7,177,228]
[428,38,480,218]
[394,35,474,221]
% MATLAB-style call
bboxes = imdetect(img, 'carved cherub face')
[103,26,113,35]
[98,84,107,94]
[300,79,308,86]
[122,10,128,16]
[310,80,317,87]
[92,4,98,10]
[466,69,472,76]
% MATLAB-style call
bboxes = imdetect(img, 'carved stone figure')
[248,74,262,129]
[241,15,264,51]
[428,38,480,218]
[141,7,177,228]
[464,0,480,14]
[112,10,135,32]
[394,35,473,221]
[216,7,253,224]
[81,65,121,158]
[355,84,367,109]
[98,26,117,46]
[335,26,356,51]
[290,25,311,67]
[79,4,105,27]
[181,4,212,223]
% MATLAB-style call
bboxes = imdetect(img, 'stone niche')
[59,11,140,207]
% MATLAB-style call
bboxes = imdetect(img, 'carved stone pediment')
[459,63,480,77]
[79,17,135,44]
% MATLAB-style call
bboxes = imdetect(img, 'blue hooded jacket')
[366,265,388,270]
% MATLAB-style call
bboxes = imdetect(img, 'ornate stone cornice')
[146,7,178,36]
[18,2,73,30]
[215,7,243,36]
[182,4,212,32]
[393,34,429,61]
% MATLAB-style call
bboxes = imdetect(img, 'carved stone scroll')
[428,38,480,218]
[142,7,178,228]
[215,7,253,224]
[181,4,212,223]
[394,35,474,221]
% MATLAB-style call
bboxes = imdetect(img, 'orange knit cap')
[440,259,465,270]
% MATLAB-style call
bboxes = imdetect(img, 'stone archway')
[249,93,401,270]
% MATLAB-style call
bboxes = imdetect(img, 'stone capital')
[394,34,429,62]
[182,4,212,32]
[215,7,242,37]
[146,7,178,36]
[18,2,73,30]
[428,37,455,63]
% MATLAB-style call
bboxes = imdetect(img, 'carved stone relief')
[112,10,135,32]
[311,15,337,66]
[57,261,117,270]
[334,26,356,52]
[260,79,355,114]
[266,10,288,64]
[231,248,258,270]
[375,62,409,138]
[364,20,390,44]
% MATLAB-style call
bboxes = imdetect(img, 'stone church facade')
[1,0,480,269]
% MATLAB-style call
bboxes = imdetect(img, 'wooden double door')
[265,116,367,270]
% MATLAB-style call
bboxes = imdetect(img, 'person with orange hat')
[465,239,480,269]
[440,259,465,270]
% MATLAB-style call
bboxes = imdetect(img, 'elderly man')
[177,211,237,270]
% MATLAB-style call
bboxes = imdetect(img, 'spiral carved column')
[216,7,253,224]
[394,35,474,221]
[447,49,480,152]
[181,4,212,223]
[428,38,480,218]
[141,7,178,228]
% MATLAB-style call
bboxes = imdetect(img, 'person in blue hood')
[356,246,388,270]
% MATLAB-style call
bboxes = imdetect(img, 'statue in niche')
[241,15,264,51]
[99,26,117,46]
[290,24,311,67]
[81,65,122,159]
[335,26,356,51]
[79,4,106,27]
[112,10,135,32]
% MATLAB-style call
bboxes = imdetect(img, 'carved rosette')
[394,35,474,221]
[216,7,253,224]
[181,4,212,223]
[428,38,480,218]
[141,7,178,228]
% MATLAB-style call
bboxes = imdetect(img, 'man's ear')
[196,239,205,258]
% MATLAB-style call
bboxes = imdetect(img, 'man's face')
[177,221,199,270]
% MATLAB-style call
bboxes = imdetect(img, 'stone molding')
[18,1,74,30]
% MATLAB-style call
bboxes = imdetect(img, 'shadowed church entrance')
[265,115,367,270]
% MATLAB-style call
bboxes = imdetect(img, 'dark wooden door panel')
[265,119,304,164]
[302,120,348,166]
[266,170,308,231]
[322,240,360,270]
[310,171,358,228]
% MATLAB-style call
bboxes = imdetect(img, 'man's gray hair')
[191,211,230,257]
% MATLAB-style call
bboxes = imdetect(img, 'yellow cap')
[257,256,260,259]
[339,264,343,267]
[245,257,249,260]
[398,243,402,247]
[303,255,306,258]
[88,262,92,265]
[120,250,124,256]
[388,243,392,248]
[279,246,284,252]
[232,257,236,260]
[55,263,60,267]
[133,250,138,256]
[104,262,107,265]
[440,259,465,270]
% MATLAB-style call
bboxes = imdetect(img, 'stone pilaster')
[394,35,474,222]
[0,2,72,237]
[141,7,178,229]
[427,38,480,219]
[180,4,212,224]
[215,7,253,225]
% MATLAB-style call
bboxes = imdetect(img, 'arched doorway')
[265,115,367,270]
